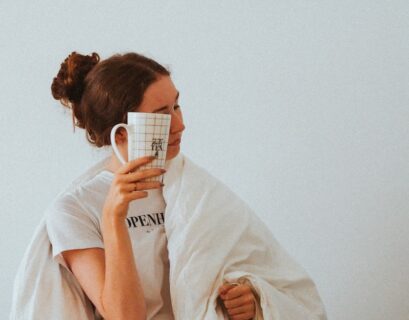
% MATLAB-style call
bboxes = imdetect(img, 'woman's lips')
[168,138,181,146]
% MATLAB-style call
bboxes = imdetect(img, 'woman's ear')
[115,128,128,145]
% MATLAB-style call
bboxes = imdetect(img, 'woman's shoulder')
[44,159,112,219]
[44,185,88,220]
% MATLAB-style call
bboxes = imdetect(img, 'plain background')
[1,1,408,319]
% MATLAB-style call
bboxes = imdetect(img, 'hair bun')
[51,51,100,107]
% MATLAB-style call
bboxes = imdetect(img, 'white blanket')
[10,152,327,319]
[163,153,327,319]
[10,155,110,319]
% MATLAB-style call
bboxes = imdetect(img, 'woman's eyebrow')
[153,91,179,112]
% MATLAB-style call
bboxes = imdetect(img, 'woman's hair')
[51,51,171,147]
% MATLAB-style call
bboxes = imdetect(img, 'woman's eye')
[159,104,180,114]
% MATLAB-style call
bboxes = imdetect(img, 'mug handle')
[110,123,129,165]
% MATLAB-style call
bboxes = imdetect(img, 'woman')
[48,51,259,319]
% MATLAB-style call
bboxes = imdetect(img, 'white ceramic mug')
[110,112,171,182]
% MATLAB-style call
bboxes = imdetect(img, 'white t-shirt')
[45,169,173,320]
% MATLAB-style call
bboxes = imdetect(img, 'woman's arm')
[62,155,164,320]
[100,214,147,320]
[61,214,147,320]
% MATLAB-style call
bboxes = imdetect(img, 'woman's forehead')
[139,77,179,112]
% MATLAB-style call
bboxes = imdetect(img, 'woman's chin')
[166,145,180,160]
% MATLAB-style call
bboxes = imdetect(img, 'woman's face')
[116,75,186,161]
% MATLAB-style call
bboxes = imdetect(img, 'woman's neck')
[104,153,122,173]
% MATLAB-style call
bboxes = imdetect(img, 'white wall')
[1,1,408,319]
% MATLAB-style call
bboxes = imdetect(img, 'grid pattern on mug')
[128,113,171,183]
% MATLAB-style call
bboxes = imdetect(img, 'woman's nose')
[169,110,185,134]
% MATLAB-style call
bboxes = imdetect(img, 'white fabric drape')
[10,152,327,319]
[163,153,327,319]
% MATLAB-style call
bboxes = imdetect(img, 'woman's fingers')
[222,284,252,300]
[124,190,150,201]
[225,295,255,320]
[123,167,166,182]
[115,155,166,182]
[122,181,163,192]
[218,283,237,296]
[220,284,255,318]
[229,311,255,320]
[219,284,256,320]
[117,155,156,174]
[121,181,164,202]
[225,304,250,316]
[223,293,254,309]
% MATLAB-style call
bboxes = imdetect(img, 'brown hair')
[51,51,171,147]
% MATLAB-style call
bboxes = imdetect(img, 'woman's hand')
[102,155,166,221]
[218,283,256,320]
